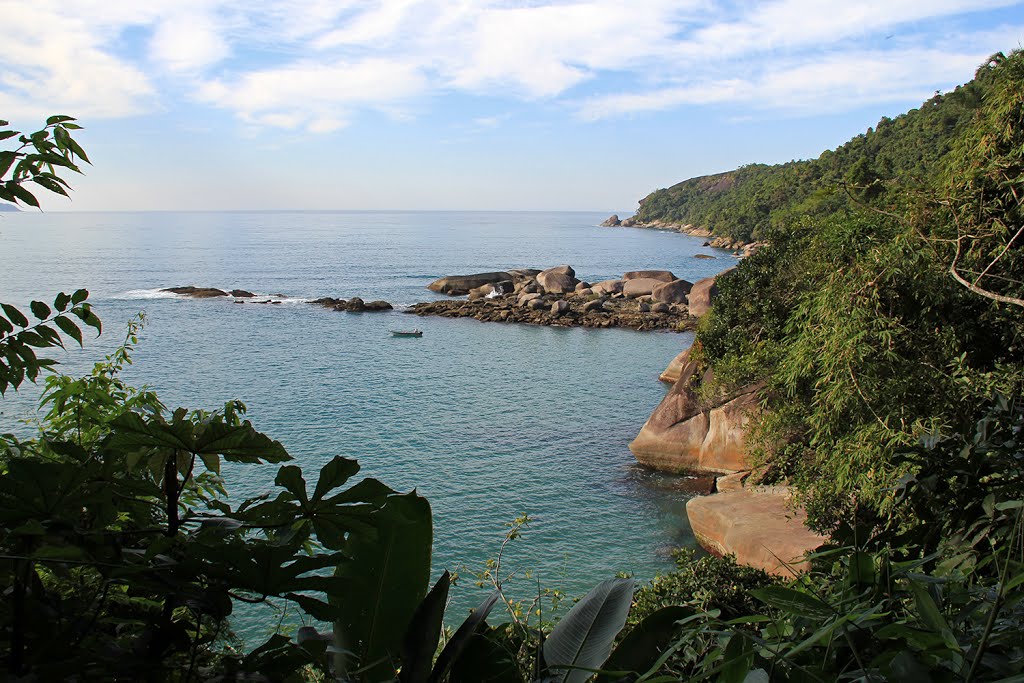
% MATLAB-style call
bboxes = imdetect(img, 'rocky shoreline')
[600,214,766,257]
[412,264,722,332]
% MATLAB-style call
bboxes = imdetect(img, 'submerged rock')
[163,286,229,298]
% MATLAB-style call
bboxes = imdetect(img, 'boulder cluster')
[416,265,721,331]
[309,297,393,312]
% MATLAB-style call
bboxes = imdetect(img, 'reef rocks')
[629,347,762,474]
[309,297,393,312]
[408,295,694,332]
[163,286,229,298]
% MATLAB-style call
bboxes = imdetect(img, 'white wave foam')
[114,288,182,300]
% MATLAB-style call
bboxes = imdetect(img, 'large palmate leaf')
[543,577,635,683]
[332,491,433,681]
[110,410,290,463]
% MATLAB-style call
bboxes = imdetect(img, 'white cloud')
[0,0,1021,130]
[149,11,229,73]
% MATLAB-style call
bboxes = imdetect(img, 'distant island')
[0,203,20,212]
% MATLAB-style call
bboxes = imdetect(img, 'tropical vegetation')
[2,48,1024,681]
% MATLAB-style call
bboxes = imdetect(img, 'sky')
[1,0,1022,212]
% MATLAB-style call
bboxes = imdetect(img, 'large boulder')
[600,214,622,227]
[623,278,665,298]
[652,279,693,305]
[591,279,624,296]
[630,354,762,474]
[537,265,580,294]
[687,276,720,317]
[550,300,571,316]
[427,272,511,296]
[686,490,827,577]
[623,270,677,283]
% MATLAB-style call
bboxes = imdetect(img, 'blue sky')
[2,0,1022,212]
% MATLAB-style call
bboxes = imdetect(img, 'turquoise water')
[0,211,731,639]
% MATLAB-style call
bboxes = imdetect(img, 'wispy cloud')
[0,0,1021,130]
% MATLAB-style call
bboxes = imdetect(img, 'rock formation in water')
[629,345,762,474]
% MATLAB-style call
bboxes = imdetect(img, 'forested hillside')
[636,75,985,243]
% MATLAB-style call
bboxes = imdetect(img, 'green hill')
[688,50,1024,532]
[635,76,985,243]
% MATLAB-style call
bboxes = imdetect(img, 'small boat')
[390,329,423,337]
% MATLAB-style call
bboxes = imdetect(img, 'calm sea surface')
[0,210,732,640]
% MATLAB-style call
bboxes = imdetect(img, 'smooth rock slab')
[427,272,511,295]
[686,490,827,577]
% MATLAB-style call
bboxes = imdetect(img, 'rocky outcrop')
[163,286,229,298]
[230,289,256,298]
[309,297,393,312]
[686,489,827,577]
[427,272,511,296]
[623,270,677,283]
[652,279,693,305]
[536,265,580,294]
[629,350,762,474]
[600,214,621,227]
[686,276,721,317]
[408,295,694,332]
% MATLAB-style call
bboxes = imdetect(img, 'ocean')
[0,210,732,640]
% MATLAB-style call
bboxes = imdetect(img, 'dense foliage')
[5,49,1024,680]
[635,72,985,243]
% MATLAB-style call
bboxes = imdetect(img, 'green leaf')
[6,181,40,207]
[718,634,754,683]
[71,289,89,304]
[0,131,17,141]
[333,492,433,682]
[599,605,693,682]
[910,582,949,633]
[543,578,635,683]
[53,292,71,311]
[428,591,501,683]
[448,626,524,683]
[313,456,360,502]
[398,571,451,683]
[29,301,51,320]
[2,303,29,328]
[32,175,69,197]
[54,316,83,346]
[46,115,76,125]
[750,586,834,619]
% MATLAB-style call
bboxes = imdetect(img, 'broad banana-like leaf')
[597,605,693,682]
[427,590,501,683]
[542,578,635,683]
[398,571,451,683]
[332,491,433,681]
